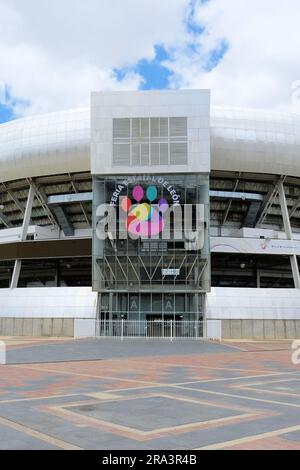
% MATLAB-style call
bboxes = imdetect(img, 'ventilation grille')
[112,117,187,166]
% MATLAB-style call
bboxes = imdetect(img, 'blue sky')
[0,105,13,124]
[0,90,30,124]
[114,45,173,92]
[0,86,14,123]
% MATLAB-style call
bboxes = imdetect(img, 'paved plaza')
[0,337,299,450]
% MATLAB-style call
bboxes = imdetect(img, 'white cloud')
[0,0,188,116]
[0,0,300,116]
[166,0,300,111]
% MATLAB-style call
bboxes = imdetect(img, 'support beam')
[10,184,36,289]
[278,181,293,238]
[243,200,262,227]
[290,255,300,289]
[69,175,91,227]
[278,180,300,289]
[289,195,300,219]
[1,183,25,216]
[256,176,285,227]
[48,192,93,205]
[0,211,12,228]
[51,205,74,236]
[221,173,241,225]
[28,179,57,227]
[20,184,35,241]
[210,190,262,201]
[49,185,92,227]
[10,259,21,289]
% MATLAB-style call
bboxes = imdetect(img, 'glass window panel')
[113,118,130,138]
[151,143,159,165]
[160,143,168,165]
[150,118,160,137]
[141,118,149,137]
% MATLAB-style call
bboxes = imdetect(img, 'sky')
[0,0,300,123]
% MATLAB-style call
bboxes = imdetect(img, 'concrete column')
[10,184,36,289]
[92,178,105,291]
[278,181,300,289]
[290,255,300,289]
[10,259,22,289]
[20,184,35,241]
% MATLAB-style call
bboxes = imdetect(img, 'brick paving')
[0,338,299,449]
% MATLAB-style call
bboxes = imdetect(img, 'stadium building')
[0,89,299,339]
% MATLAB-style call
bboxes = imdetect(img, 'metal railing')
[94,319,221,341]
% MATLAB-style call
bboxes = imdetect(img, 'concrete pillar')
[92,178,106,291]
[20,184,35,241]
[290,255,300,289]
[10,259,22,289]
[278,181,300,289]
[10,184,36,289]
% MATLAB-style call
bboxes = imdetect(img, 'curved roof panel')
[0,106,299,182]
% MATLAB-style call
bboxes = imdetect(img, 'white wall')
[206,287,300,319]
[1,286,299,322]
[74,319,96,338]
[0,287,98,318]
[91,90,211,175]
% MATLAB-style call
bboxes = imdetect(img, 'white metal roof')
[0,106,299,182]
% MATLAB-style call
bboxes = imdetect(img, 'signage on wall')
[211,237,300,256]
[109,175,181,206]
[161,269,180,276]
[109,175,181,238]
[130,297,139,311]
[95,174,205,249]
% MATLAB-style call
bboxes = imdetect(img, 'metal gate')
[93,319,221,341]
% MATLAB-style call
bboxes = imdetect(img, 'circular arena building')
[0,89,299,340]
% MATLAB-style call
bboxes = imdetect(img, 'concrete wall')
[0,318,74,337]
[206,287,300,339]
[91,90,211,175]
[221,319,300,340]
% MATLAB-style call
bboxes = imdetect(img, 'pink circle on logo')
[132,185,144,202]
[121,196,131,212]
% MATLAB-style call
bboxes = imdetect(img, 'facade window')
[112,117,188,167]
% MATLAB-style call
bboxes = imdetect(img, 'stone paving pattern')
[0,337,299,450]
